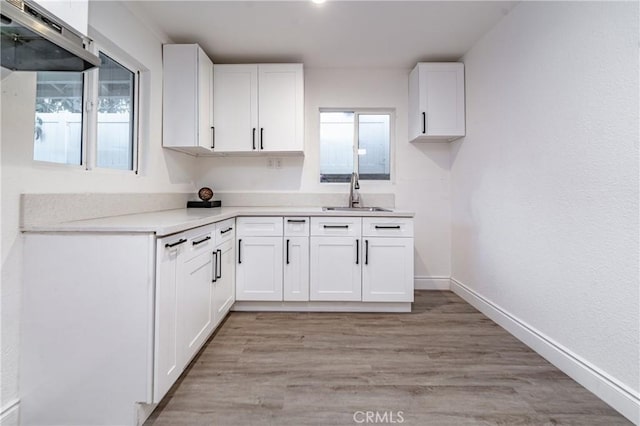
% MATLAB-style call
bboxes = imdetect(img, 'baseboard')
[450,277,640,425]
[414,276,451,290]
[0,399,20,426]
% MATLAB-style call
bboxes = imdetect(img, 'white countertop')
[21,206,415,237]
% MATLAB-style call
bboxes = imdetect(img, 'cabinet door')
[310,236,361,301]
[153,237,185,403]
[284,236,309,301]
[236,236,283,301]
[198,48,214,151]
[213,65,258,152]
[362,238,414,302]
[212,239,236,326]
[257,64,304,152]
[178,243,215,364]
[420,63,465,137]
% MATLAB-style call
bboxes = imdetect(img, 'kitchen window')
[319,110,392,183]
[34,46,140,172]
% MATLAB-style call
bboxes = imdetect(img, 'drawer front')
[183,224,216,261]
[362,217,413,238]
[215,218,236,244]
[311,217,362,238]
[236,216,283,237]
[284,217,310,237]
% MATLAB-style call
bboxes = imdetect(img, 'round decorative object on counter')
[198,187,213,201]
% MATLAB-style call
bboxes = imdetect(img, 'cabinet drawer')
[215,218,235,244]
[284,217,309,237]
[183,225,216,260]
[311,217,362,237]
[362,218,413,237]
[236,217,283,237]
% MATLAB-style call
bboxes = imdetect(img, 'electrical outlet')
[275,158,282,169]
[267,158,274,169]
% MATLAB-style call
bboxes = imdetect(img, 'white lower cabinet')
[362,237,414,302]
[310,236,362,301]
[236,236,283,300]
[284,236,310,301]
[212,238,236,324]
[179,231,215,364]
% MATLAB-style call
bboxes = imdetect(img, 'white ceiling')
[133,1,517,69]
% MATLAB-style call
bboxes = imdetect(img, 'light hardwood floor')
[145,291,631,425]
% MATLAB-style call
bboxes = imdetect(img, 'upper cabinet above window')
[32,0,89,35]
[162,44,214,155]
[212,63,304,155]
[408,62,465,142]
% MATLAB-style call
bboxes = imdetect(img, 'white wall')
[196,68,452,282]
[0,1,196,418]
[452,0,638,409]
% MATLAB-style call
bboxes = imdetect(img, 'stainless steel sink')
[322,207,392,212]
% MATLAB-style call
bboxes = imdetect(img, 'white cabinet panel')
[179,236,215,364]
[236,216,283,237]
[32,0,88,35]
[163,44,214,155]
[362,238,414,302]
[236,236,283,301]
[310,236,361,301]
[213,238,236,326]
[409,62,465,142]
[212,63,303,154]
[153,236,184,403]
[362,217,414,238]
[284,217,310,237]
[310,217,361,237]
[284,236,309,301]
[213,65,258,152]
[258,64,304,152]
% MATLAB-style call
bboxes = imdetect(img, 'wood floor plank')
[145,291,631,425]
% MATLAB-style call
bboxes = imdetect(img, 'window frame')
[319,108,395,185]
[32,39,141,175]
[85,42,140,174]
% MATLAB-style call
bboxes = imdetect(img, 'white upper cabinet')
[213,65,258,152]
[163,44,214,155]
[32,0,88,35]
[213,63,304,154]
[409,62,465,142]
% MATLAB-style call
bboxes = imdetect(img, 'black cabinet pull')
[165,238,186,248]
[260,128,264,150]
[220,227,233,234]
[422,112,426,134]
[287,219,306,223]
[375,225,401,229]
[323,225,349,229]
[365,239,369,265]
[216,249,222,279]
[211,126,215,149]
[356,239,359,265]
[286,239,290,265]
[238,239,242,264]
[212,251,217,283]
[252,128,256,150]
[192,236,211,246]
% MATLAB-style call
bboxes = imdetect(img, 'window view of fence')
[34,72,83,165]
[34,52,137,170]
[320,111,391,182]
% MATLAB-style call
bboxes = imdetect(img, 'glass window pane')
[96,52,135,170]
[320,112,354,182]
[34,72,83,165]
[358,114,390,180]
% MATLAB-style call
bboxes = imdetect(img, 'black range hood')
[0,0,100,72]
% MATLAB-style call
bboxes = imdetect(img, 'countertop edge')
[21,208,415,236]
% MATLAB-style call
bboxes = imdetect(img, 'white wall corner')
[0,399,20,426]
[449,277,640,425]
[414,276,451,290]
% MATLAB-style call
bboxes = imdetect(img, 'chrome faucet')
[349,172,360,208]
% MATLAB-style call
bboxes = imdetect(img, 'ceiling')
[132,1,517,69]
